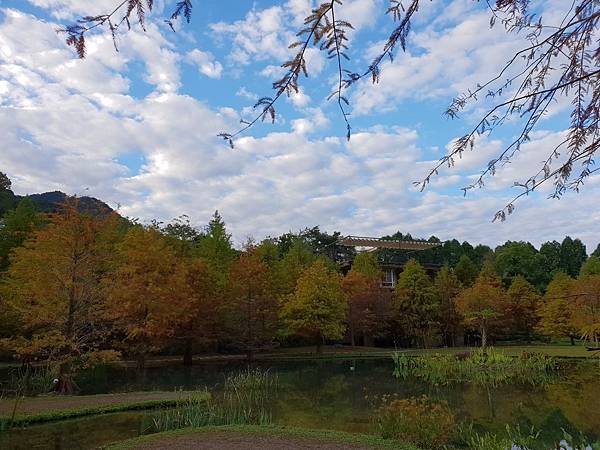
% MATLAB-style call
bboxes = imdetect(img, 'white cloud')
[350,0,578,117]
[186,49,223,79]
[2,2,600,252]
[210,5,289,65]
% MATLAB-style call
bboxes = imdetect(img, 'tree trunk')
[137,353,146,372]
[350,327,355,347]
[570,335,575,346]
[183,338,193,366]
[316,334,324,354]
[54,362,79,395]
[480,324,488,351]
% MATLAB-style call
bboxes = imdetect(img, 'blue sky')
[1,0,598,249]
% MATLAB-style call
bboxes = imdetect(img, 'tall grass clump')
[459,424,540,450]
[148,368,278,433]
[0,364,58,398]
[392,348,557,386]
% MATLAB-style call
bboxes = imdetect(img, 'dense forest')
[1,173,599,393]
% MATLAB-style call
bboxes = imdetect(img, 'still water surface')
[1,358,599,449]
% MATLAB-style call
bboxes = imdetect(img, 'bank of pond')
[0,350,599,449]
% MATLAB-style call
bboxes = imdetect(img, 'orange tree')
[503,276,540,342]
[107,225,189,370]
[281,259,346,353]
[1,201,120,393]
[571,275,600,346]
[455,263,506,349]
[342,271,380,347]
[343,251,390,347]
[226,248,279,360]
[177,258,219,365]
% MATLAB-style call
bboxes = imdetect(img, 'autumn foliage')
[1,197,600,391]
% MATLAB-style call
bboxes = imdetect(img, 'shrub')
[374,395,455,449]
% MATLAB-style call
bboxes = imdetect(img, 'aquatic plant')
[458,424,600,450]
[0,364,59,431]
[0,364,58,398]
[148,368,278,433]
[373,395,455,449]
[459,424,540,450]
[224,368,279,394]
[392,348,557,386]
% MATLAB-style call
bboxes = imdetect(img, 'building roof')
[336,235,440,251]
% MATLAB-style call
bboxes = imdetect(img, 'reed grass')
[147,368,278,433]
[392,348,558,386]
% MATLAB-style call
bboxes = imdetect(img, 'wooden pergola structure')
[336,236,441,287]
[336,235,440,251]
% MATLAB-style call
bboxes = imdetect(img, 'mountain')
[0,190,114,217]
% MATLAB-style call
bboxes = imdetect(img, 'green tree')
[455,263,506,349]
[580,256,600,277]
[536,272,577,345]
[493,241,546,290]
[195,210,237,279]
[162,214,201,257]
[454,255,478,288]
[0,198,41,271]
[393,260,439,348]
[472,244,493,266]
[351,251,382,279]
[275,238,317,295]
[281,260,346,353]
[0,172,11,191]
[504,276,540,342]
[434,266,462,347]
[540,240,562,274]
[440,239,464,266]
[592,244,600,259]
[560,236,587,278]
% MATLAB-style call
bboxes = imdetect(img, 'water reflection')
[0,359,598,449]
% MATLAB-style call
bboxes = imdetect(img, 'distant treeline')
[0,179,599,393]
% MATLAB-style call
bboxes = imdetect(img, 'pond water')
[1,358,599,449]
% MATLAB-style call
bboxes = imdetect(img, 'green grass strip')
[0,395,209,428]
[106,424,419,450]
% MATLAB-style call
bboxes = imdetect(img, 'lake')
[1,357,599,449]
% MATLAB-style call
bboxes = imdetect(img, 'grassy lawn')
[0,390,208,426]
[402,345,595,358]
[258,344,596,359]
[109,343,596,366]
[106,425,418,450]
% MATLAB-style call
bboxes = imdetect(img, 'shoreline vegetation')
[392,348,559,386]
[1,343,594,371]
[0,391,208,428]
[1,362,598,449]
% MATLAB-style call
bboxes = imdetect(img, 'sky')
[1,0,599,250]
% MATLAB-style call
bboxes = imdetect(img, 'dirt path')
[0,391,202,418]
[127,432,379,449]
